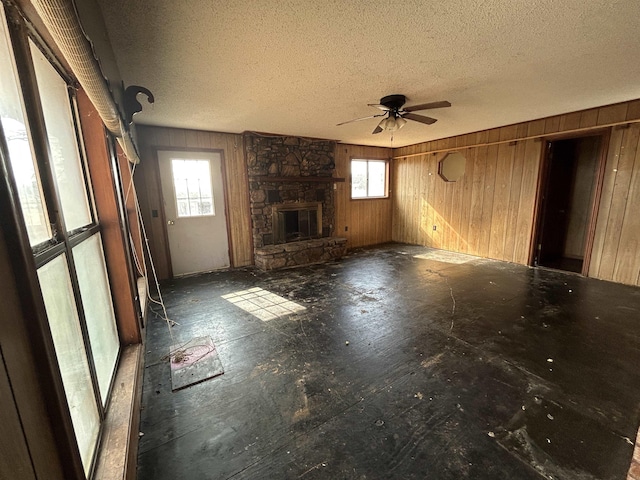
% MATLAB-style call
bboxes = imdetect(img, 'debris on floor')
[169,336,224,391]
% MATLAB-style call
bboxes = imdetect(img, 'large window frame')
[350,158,390,199]
[0,5,123,478]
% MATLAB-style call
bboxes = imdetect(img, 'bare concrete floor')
[137,244,640,479]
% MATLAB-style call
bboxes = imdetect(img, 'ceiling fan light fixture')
[382,117,397,131]
[337,95,451,134]
[382,115,407,132]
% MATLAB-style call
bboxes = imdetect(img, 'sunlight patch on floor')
[222,287,306,321]
[413,250,476,264]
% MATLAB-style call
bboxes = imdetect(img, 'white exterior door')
[158,150,230,276]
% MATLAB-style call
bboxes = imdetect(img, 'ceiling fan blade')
[367,104,392,111]
[336,113,385,126]
[403,101,451,112]
[372,124,384,134]
[404,113,438,125]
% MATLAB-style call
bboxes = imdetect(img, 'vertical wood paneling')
[468,144,487,255]
[425,154,438,247]
[134,129,170,278]
[479,144,499,257]
[579,109,599,128]
[458,148,476,253]
[135,126,252,279]
[559,112,582,131]
[443,175,455,250]
[512,140,542,264]
[334,144,393,248]
[488,142,514,260]
[590,125,640,285]
[597,104,628,125]
[626,100,640,120]
[595,126,640,280]
[432,154,446,248]
[612,140,640,284]
[393,99,640,286]
[449,154,465,252]
[589,128,625,277]
[417,155,429,246]
[504,138,526,262]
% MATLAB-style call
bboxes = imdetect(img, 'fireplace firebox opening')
[273,202,322,244]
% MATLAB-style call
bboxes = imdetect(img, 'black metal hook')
[124,85,155,124]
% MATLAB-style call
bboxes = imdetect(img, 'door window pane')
[73,233,120,405]
[171,159,215,217]
[38,255,99,475]
[0,14,50,245]
[30,41,92,231]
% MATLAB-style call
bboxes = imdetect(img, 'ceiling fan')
[337,94,451,134]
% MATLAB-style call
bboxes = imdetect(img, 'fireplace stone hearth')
[254,237,347,270]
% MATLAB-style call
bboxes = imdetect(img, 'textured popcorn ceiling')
[96,0,640,147]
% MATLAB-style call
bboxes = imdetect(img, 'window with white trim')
[350,159,389,199]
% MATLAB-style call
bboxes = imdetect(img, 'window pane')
[0,14,50,245]
[351,160,368,198]
[38,255,99,475]
[171,159,215,217]
[368,161,386,197]
[30,42,92,231]
[72,233,119,405]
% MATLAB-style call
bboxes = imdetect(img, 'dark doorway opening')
[533,134,606,274]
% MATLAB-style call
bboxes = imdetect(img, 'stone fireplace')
[244,133,347,269]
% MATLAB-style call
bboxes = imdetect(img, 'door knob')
[167,220,175,225]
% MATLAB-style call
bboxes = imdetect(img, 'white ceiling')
[96,0,640,148]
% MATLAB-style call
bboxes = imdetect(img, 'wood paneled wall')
[135,125,252,279]
[589,123,640,285]
[335,144,393,248]
[393,130,541,264]
[392,100,640,286]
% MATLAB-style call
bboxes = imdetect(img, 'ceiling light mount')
[379,94,407,111]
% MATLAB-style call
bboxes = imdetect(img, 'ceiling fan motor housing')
[380,94,407,111]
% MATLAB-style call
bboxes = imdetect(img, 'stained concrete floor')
[137,244,640,480]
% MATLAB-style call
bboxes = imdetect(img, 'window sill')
[350,196,390,201]
[92,344,143,480]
